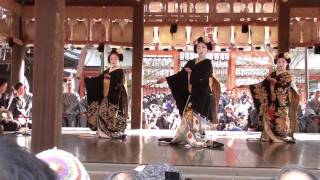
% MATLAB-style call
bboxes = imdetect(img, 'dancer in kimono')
[239,52,299,143]
[85,49,128,138]
[157,37,223,148]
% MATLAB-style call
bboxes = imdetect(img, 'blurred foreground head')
[275,164,318,180]
[0,138,56,180]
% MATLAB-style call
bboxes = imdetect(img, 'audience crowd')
[0,77,319,133]
[142,90,319,133]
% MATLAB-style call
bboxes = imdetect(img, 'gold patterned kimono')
[249,71,299,142]
[85,68,128,138]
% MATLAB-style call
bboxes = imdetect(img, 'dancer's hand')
[238,85,249,89]
[269,78,277,85]
[156,78,166,84]
[104,74,110,79]
[184,67,192,73]
[267,75,277,85]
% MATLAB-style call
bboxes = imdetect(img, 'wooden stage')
[2,129,320,180]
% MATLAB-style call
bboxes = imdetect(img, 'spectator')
[244,106,261,131]
[36,148,90,180]
[218,99,224,113]
[304,89,320,133]
[0,138,56,180]
[63,78,80,127]
[224,122,242,131]
[0,78,9,108]
[275,164,318,180]
[23,85,33,118]
[0,79,20,131]
[9,82,27,119]
[156,112,170,129]
[221,105,237,125]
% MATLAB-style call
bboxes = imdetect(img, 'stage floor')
[5,128,320,169]
[5,129,320,170]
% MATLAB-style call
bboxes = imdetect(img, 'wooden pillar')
[278,0,290,52]
[32,0,65,153]
[11,14,24,85]
[11,44,24,85]
[131,0,144,129]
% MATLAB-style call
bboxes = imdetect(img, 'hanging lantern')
[0,19,10,34]
[92,21,106,42]
[251,26,265,46]
[247,2,262,13]
[216,2,230,13]
[301,19,317,44]
[72,20,88,41]
[24,19,35,41]
[190,26,205,43]
[122,21,133,44]
[173,26,187,48]
[149,2,163,13]
[233,2,246,13]
[234,25,249,46]
[64,21,71,41]
[111,21,122,43]
[144,26,154,47]
[180,2,194,13]
[167,2,179,13]
[289,20,301,44]
[217,26,231,46]
[269,26,278,45]
[195,2,209,13]
[262,2,275,13]
[159,25,172,48]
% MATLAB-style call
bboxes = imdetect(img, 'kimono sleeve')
[113,69,125,89]
[166,67,189,116]
[84,75,104,105]
[249,77,270,115]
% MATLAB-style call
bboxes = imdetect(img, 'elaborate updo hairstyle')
[14,82,24,91]
[193,37,213,53]
[107,48,124,63]
[274,52,291,70]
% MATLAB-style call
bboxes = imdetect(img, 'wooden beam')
[65,0,136,6]
[288,0,320,7]
[25,40,133,47]
[0,32,23,45]
[66,6,133,19]
[14,0,137,6]
[144,21,278,26]
[10,13,24,85]
[291,8,320,18]
[0,0,22,15]
[22,6,133,19]
[145,12,277,19]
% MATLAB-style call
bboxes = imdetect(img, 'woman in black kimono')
[157,37,222,148]
[85,49,128,138]
[240,52,299,143]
